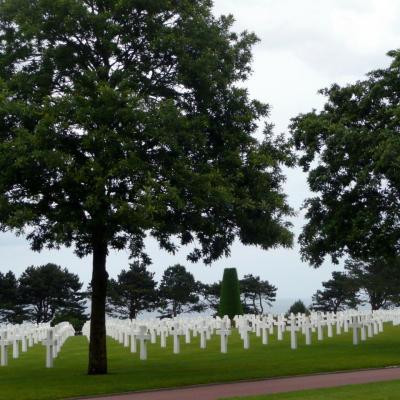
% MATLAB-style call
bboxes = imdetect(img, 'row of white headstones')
[81,309,400,361]
[2,308,399,368]
[0,321,75,368]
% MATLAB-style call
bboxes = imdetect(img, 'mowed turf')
[226,380,400,400]
[1,324,400,400]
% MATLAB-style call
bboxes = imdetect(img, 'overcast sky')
[1,0,400,305]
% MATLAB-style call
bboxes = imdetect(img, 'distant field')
[226,379,400,400]
[1,325,400,400]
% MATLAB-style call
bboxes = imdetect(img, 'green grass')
[226,380,400,400]
[1,325,400,400]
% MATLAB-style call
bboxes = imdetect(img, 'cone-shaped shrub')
[218,268,243,319]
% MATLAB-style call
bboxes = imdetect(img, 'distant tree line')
[105,263,277,319]
[0,263,278,328]
[3,257,399,328]
[311,256,400,312]
[0,263,87,330]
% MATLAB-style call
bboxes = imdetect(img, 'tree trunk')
[88,238,108,375]
[259,295,264,314]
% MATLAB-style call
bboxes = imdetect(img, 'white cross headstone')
[0,331,9,367]
[317,319,324,341]
[288,318,299,350]
[275,318,285,341]
[350,317,361,345]
[216,323,231,353]
[21,335,28,353]
[130,329,137,353]
[336,319,342,335]
[137,325,150,360]
[367,322,373,338]
[241,323,251,350]
[12,336,19,359]
[171,324,181,354]
[124,330,130,347]
[199,326,207,349]
[150,327,157,344]
[361,323,367,341]
[160,326,168,348]
[260,322,270,345]
[327,319,333,338]
[185,326,191,344]
[42,329,56,368]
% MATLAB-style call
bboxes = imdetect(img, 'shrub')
[218,268,243,319]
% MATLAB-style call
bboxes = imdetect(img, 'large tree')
[19,263,85,323]
[107,261,157,319]
[240,274,276,314]
[0,270,24,323]
[0,0,293,373]
[158,264,200,317]
[291,50,400,267]
[345,257,400,310]
[311,271,360,313]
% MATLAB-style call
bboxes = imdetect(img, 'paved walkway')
[76,367,400,400]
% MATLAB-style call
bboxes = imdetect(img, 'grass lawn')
[1,324,400,400]
[226,379,400,400]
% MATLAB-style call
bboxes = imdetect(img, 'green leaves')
[158,264,200,317]
[18,263,86,323]
[291,50,400,266]
[107,261,158,319]
[0,0,293,264]
[218,267,242,319]
[311,271,360,313]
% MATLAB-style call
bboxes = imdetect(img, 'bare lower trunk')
[88,239,108,375]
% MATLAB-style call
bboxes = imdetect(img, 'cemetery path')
[76,366,400,400]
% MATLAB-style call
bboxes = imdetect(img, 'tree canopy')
[107,261,158,319]
[0,0,293,373]
[311,271,360,313]
[291,50,400,266]
[0,271,24,323]
[158,264,200,317]
[19,263,85,324]
[286,300,309,316]
[218,267,243,319]
[345,257,400,310]
[240,273,276,314]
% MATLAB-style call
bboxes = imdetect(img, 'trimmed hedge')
[218,268,243,319]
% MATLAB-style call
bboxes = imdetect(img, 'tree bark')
[88,238,108,374]
[259,295,264,314]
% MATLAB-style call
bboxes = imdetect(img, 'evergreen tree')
[218,268,243,319]
[0,0,293,373]
[286,300,309,316]
[158,264,200,317]
[240,274,276,314]
[311,271,360,312]
[291,50,400,266]
[107,262,158,319]
[19,264,85,324]
[0,271,24,323]
[345,257,400,310]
